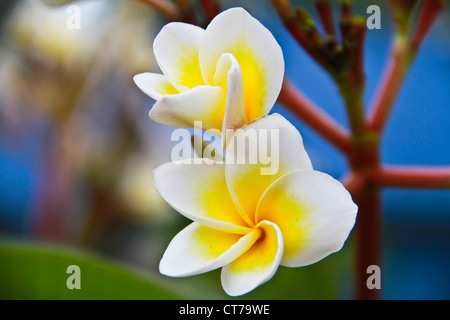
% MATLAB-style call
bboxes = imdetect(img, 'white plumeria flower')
[133,7,284,146]
[153,114,358,296]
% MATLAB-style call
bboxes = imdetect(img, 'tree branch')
[342,170,367,198]
[278,78,352,154]
[410,0,446,50]
[315,0,336,37]
[367,37,412,133]
[372,166,450,189]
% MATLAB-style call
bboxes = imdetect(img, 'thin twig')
[339,0,352,20]
[270,0,328,69]
[367,34,412,133]
[410,0,446,50]
[315,0,336,37]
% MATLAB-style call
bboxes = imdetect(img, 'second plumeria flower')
[153,114,358,296]
[133,7,284,145]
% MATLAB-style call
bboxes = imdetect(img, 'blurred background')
[0,0,449,299]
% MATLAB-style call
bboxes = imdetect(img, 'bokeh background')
[0,0,449,299]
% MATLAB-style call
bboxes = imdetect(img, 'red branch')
[372,166,450,189]
[342,170,367,198]
[315,1,336,37]
[278,79,352,154]
[410,0,446,50]
[200,0,220,23]
[339,0,352,20]
[367,40,410,133]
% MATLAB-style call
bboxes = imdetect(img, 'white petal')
[160,222,261,277]
[225,113,313,222]
[149,85,225,130]
[256,170,358,267]
[153,160,251,233]
[153,22,205,91]
[221,220,283,296]
[133,72,178,101]
[213,53,247,148]
[199,7,284,121]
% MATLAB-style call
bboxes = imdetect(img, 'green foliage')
[0,239,352,300]
[0,242,180,300]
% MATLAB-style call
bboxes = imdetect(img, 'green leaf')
[0,242,180,300]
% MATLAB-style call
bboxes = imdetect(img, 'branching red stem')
[342,170,367,198]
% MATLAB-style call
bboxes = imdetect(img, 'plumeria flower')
[153,114,358,296]
[133,7,284,146]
